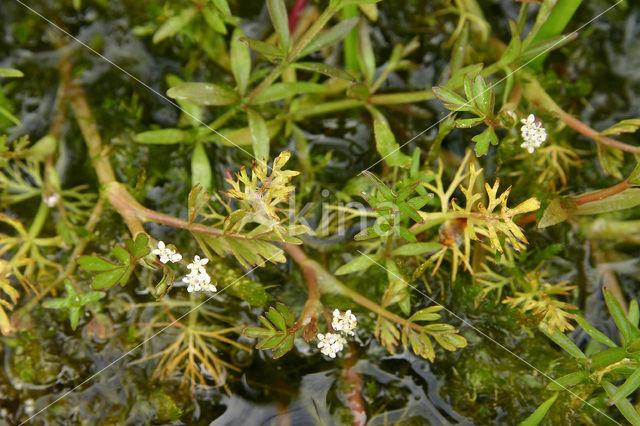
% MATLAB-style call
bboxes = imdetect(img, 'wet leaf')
[191,141,212,192]
[392,242,442,256]
[335,253,380,275]
[252,82,326,104]
[575,189,640,215]
[247,109,270,162]
[152,7,198,44]
[292,62,356,81]
[240,38,283,62]
[297,18,359,58]
[471,126,498,156]
[230,28,251,96]
[518,393,558,426]
[167,82,238,106]
[373,119,411,167]
[357,19,375,85]
[538,199,569,228]
[267,0,290,54]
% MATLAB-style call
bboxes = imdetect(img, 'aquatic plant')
[2,0,640,424]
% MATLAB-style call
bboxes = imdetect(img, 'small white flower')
[187,255,209,274]
[332,309,357,336]
[43,192,60,207]
[520,113,547,153]
[317,332,347,358]
[152,241,182,264]
[183,270,215,293]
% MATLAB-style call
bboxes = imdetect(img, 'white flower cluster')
[332,309,357,336]
[317,309,358,358]
[183,255,216,293]
[317,333,347,359]
[520,113,547,153]
[151,242,216,294]
[151,241,182,264]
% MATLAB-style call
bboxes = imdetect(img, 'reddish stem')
[288,0,308,33]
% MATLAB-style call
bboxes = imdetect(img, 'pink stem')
[288,0,308,33]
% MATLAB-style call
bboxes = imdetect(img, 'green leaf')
[409,306,443,322]
[191,141,212,192]
[77,255,120,272]
[604,287,631,346]
[628,162,640,186]
[392,242,442,256]
[202,8,227,34]
[273,336,298,359]
[602,380,640,426]
[455,117,484,128]
[354,225,385,240]
[538,199,569,228]
[167,82,238,106]
[126,233,150,259]
[276,303,295,328]
[230,28,251,96]
[267,0,290,54]
[574,315,617,348]
[608,368,640,406]
[369,90,435,105]
[0,68,24,78]
[471,126,498,156]
[601,118,640,136]
[226,279,270,307]
[445,63,483,91]
[211,0,231,16]
[297,18,359,58]
[518,393,558,426]
[90,268,127,290]
[247,109,270,162]
[520,32,577,63]
[335,253,380,275]
[589,347,627,369]
[373,119,411,167]
[539,323,586,359]
[243,327,273,338]
[575,188,640,215]
[547,371,589,391]
[273,333,295,358]
[152,7,198,44]
[470,75,491,116]
[265,307,287,331]
[331,0,382,8]
[432,86,467,108]
[362,170,396,201]
[240,38,284,62]
[357,18,375,85]
[501,20,522,65]
[630,300,640,328]
[397,226,416,242]
[134,129,187,145]
[259,333,287,350]
[252,82,326,104]
[291,62,356,82]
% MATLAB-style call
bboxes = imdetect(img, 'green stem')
[15,202,49,259]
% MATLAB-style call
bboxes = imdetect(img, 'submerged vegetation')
[1,0,640,423]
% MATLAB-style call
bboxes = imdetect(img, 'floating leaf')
[243,303,297,359]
